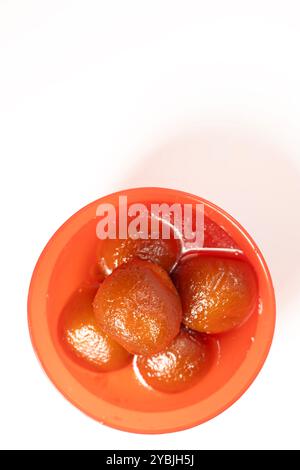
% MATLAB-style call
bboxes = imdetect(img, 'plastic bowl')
[28,187,275,433]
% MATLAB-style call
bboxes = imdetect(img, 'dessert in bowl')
[28,187,275,433]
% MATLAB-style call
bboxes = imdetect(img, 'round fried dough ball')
[97,236,179,276]
[59,286,131,371]
[173,255,258,334]
[136,329,212,393]
[93,259,182,355]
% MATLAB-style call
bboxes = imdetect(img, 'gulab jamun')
[97,236,179,276]
[93,259,182,355]
[59,286,131,371]
[174,255,258,334]
[136,329,213,393]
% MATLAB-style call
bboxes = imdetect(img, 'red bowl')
[28,187,275,433]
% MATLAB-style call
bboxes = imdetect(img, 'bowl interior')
[28,188,275,432]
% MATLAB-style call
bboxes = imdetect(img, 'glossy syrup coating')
[93,259,182,355]
[97,236,179,276]
[136,329,212,393]
[59,286,131,372]
[174,255,258,334]
[204,216,239,249]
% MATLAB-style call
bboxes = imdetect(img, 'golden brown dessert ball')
[59,286,131,371]
[93,259,182,355]
[97,236,179,275]
[174,255,258,334]
[136,329,213,393]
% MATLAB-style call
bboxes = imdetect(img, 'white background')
[1,1,300,450]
